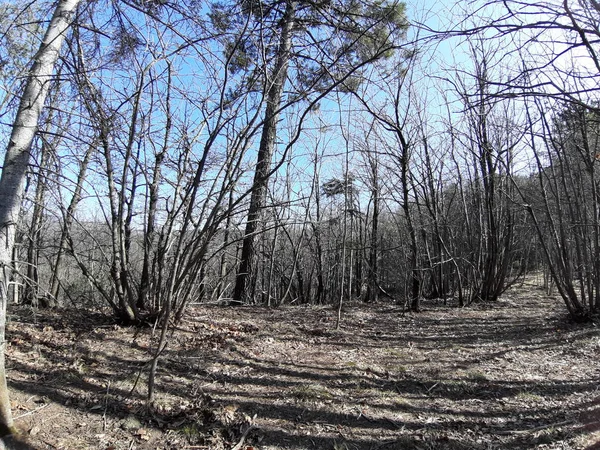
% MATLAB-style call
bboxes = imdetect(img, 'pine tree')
[216,0,409,303]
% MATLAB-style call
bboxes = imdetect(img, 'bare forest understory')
[4,279,600,450]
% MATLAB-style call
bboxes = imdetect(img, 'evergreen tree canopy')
[210,0,408,98]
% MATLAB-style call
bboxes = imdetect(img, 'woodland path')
[4,279,600,449]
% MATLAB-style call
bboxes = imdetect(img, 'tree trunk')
[50,142,94,301]
[24,140,48,307]
[24,65,64,308]
[217,188,236,300]
[232,0,296,304]
[366,167,380,303]
[0,0,81,435]
[312,156,325,304]
[139,64,172,311]
[398,142,420,311]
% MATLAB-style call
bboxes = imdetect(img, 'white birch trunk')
[0,0,81,435]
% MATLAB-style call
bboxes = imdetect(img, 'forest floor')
[4,278,600,450]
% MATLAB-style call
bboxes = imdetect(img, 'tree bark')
[365,152,380,304]
[232,0,296,304]
[0,0,81,435]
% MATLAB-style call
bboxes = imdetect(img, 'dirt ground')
[4,278,600,450]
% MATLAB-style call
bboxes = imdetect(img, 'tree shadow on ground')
[4,298,598,449]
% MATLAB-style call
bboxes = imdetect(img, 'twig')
[495,420,574,435]
[230,425,255,450]
[102,381,110,432]
[126,364,146,399]
[14,403,49,420]
[427,381,439,393]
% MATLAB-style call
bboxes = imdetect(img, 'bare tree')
[352,51,423,311]
[229,0,409,304]
[451,39,521,302]
[513,97,600,320]
[0,0,81,436]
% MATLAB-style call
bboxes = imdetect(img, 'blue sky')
[2,0,599,225]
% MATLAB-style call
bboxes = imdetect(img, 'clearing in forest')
[4,279,600,449]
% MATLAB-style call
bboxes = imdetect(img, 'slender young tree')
[352,52,422,310]
[514,98,600,320]
[0,0,81,435]
[359,128,382,304]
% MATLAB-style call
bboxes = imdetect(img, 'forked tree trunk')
[0,0,81,435]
